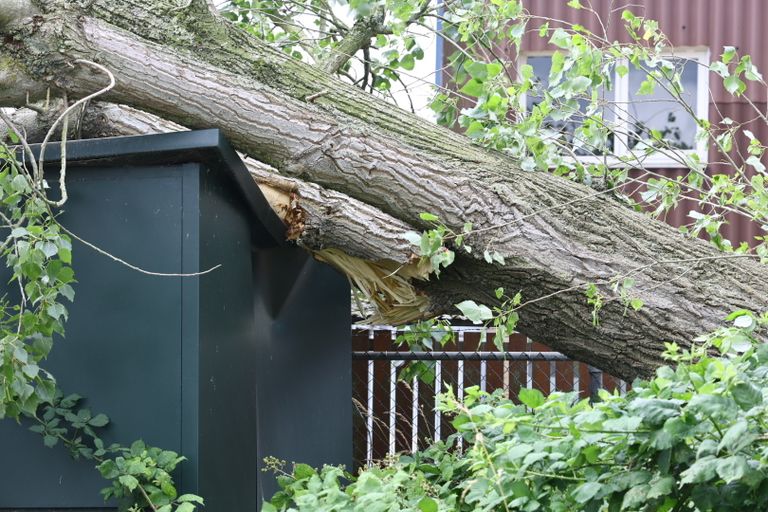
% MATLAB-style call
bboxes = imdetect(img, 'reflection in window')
[627,58,698,151]
[525,55,615,157]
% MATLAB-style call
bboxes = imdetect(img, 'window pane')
[627,58,698,151]
[525,56,615,156]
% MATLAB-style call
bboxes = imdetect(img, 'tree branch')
[4,1,768,379]
[318,7,386,74]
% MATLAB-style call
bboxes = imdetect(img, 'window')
[525,55,616,157]
[521,49,710,167]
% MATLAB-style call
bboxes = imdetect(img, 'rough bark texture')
[4,102,419,260]
[1,0,767,379]
[4,102,429,321]
[317,8,384,74]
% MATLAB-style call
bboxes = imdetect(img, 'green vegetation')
[268,313,768,511]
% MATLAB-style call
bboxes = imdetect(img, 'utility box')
[0,130,351,511]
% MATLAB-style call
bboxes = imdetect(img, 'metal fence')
[351,324,628,468]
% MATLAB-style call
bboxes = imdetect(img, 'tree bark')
[3,102,428,322]
[1,0,767,379]
[317,7,385,74]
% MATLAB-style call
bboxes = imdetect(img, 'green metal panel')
[197,164,259,511]
[0,165,192,509]
[0,131,352,512]
[253,248,352,504]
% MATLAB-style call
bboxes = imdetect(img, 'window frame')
[519,47,710,168]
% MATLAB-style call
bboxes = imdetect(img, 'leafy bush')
[267,312,768,511]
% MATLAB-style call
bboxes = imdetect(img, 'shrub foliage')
[268,312,768,511]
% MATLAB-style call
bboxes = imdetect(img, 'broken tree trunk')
[1,0,767,380]
[3,102,429,323]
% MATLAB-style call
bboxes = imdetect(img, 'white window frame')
[519,47,710,168]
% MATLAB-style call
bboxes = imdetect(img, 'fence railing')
[351,324,627,467]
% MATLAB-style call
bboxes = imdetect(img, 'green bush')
[267,312,768,511]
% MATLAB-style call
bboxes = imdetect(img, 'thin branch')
[61,225,222,278]
[38,59,116,185]
[319,7,386,74]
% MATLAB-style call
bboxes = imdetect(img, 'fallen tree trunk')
[1,1,767,379]
[4,103,429,322]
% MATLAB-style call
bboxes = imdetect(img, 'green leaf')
[6,127,20,143]
[628,398,681,426]
[572,481,602,504]
[621,10,636,22]
[549,28,571,49]
[687,394,734,418]
[746,155,766,173]
[46,303,66,321]
[637,76,656,95]
[621,484,649,510]
[21,364,38,378]
[731,382,762,410]
[680,456,718,484]
[99,460,119,479]
[59,248,72,264]
[721,46,737,64]
[161,480,177,499]
[460,79,485,98]
[724,74,746,95]
[418,497,438,512]
[455,300,493,323]
[176,503,196,512]
[60,284,75,302]
[486,62,503,79]
[11,174,28,192]
[118,474,139,491]
[716,455,749,483]
[89,413,109,427]
[518,388,545,409]
[647,476,675,500]
[466,61,489,80]
[718,419,754,453]
[465,121,485,139]
[177,494,204,504]
[400,54,415,71]
[130,439,146,456]
[403,231,423,246]
[509,22,526,41]
[419,212,439,222]
[41,241,58,258]
[10,227,28,238]
[294,463,315,480]
[710,61,729,77]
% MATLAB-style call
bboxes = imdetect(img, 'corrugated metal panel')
[706,101,766,246]
[517,1,768,246]
[441,1,768,247]
[521,0,768,102]
[624,101,767,248]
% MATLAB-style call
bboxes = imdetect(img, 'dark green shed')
[0,130,352,511]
